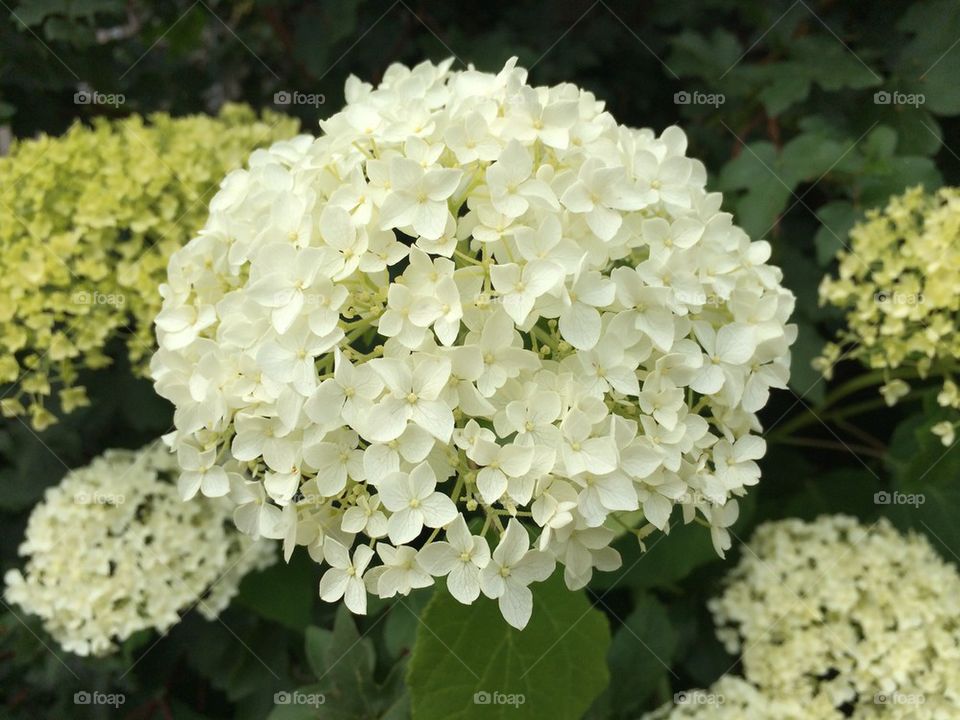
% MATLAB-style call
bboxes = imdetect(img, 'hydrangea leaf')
[283,606,408,720]
[407,572,610,720]
[814,201,857,266]
[594,593,679,717]
[591,521,716,592]
[236,551,318,632]
[887,407,960,560]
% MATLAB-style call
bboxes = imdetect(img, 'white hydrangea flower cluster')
[150,57,796,629]
[650,516,960,719]
[3,444,275,657]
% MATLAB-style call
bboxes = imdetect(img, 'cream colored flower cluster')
[0,104,300,430]
[151,58,796,629]
[652,516,960,719]
[3,444,275,657]
[818,186,960,445]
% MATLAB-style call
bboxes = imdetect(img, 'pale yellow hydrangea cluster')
[650,516,960,719]
[0,105,300,429]
[3,444,276,657]
[818,186,960,444]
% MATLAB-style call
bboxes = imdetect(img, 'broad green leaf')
[591,521,716,592]
[383,587,433,660]
[757,63,811,116]
[780,132,848,186]
[236,550,317,632]
[814,201,857,266]
[407,573,610,720]
[791,36,882,91]
[290,607,406,720]
[717,142,780,191]
[603,594,679,717]
[886,407,960,560]
[667,29,742,80]
[858,155,941,206]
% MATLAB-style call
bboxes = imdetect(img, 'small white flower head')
[696,516,960,719]
[3,444,275,657]
[152,57,795,628]
[818,185,960,443]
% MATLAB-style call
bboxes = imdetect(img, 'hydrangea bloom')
[151,58,796,629]
[3,444,275,656]
[0,105,299,429]
[818,186,960,444]
[649,516,960,719]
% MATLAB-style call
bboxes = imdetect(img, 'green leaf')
[292,607,406,720]
[757,63,811,116]
[236,550,317,632]
[898,0,960,115]
[591,521,717,592]
[791,36,882,91]
[717,142,779,191]
[887,408,960,559]
[814,201,857,266]
[667,29,742,81]
[407,572,610,720]
[858,155,941,206]
[780,132,848,186]
[383,587,433,660]
[717,142,793,237]
[603,594,679,717]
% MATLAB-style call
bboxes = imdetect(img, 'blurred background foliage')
[1,0,959,718]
